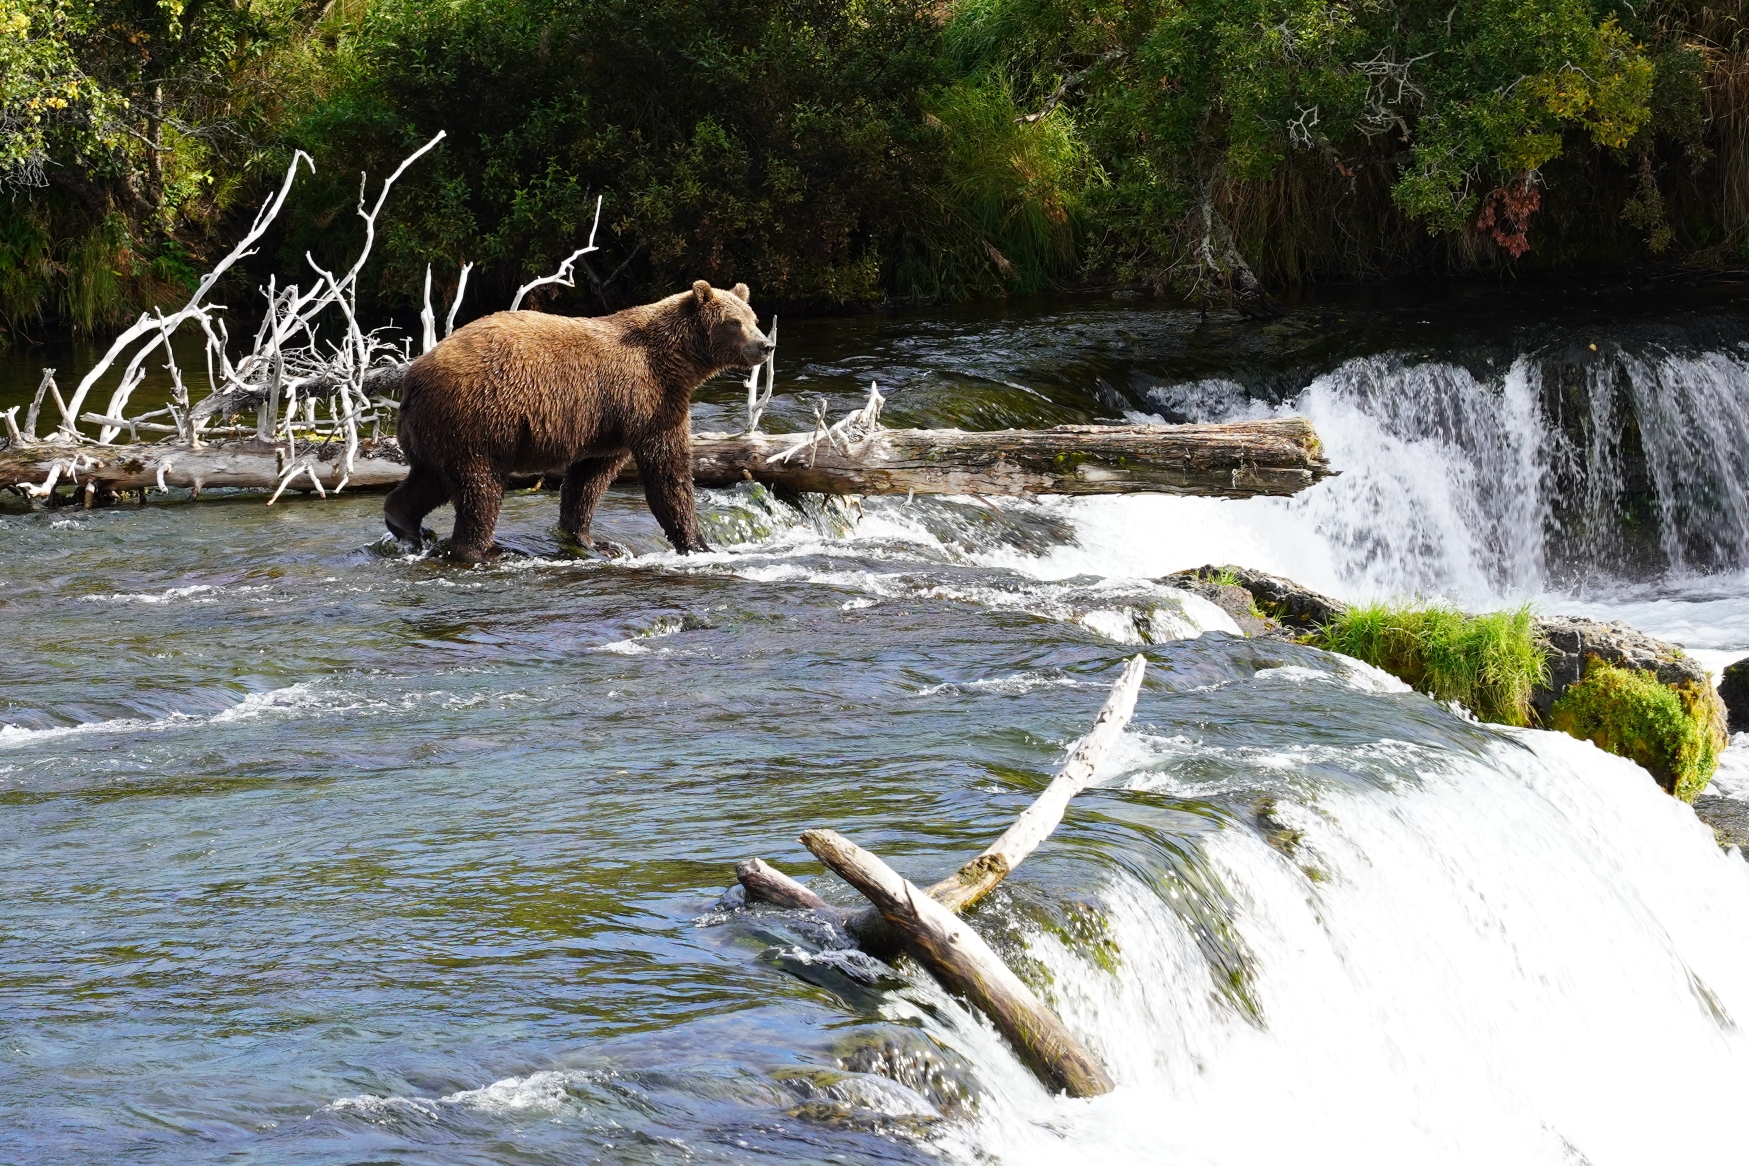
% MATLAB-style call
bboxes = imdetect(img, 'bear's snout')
[738,329,775,367]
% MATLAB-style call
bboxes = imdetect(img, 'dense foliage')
[3,0,1747,337]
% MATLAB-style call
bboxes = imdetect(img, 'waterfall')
[1096,344,1749,614]
[933,726,1749,1166]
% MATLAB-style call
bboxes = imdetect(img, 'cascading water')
[1132,343,1749,612]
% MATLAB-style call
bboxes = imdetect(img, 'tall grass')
[1316,602,1548,728]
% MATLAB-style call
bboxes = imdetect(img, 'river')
[4,283,1749,1164]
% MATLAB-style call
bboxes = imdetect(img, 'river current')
[5,285,1749,1164]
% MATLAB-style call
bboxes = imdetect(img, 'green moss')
[1549,659,1724,803]
[1314,602,1547,727]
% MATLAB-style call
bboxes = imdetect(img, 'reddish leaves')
[1476,178,1542,258]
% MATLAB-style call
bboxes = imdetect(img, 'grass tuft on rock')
[1315,602,1547,728]
[1549,660,1723,803]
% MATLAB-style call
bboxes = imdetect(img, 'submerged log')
[1,417,1330,501]
[801,828,1115,1098]
[735,654,1146,1097]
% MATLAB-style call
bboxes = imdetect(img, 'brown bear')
[384,280,772,561]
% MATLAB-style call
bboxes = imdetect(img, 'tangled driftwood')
[736,654,1147,1097]
[0,138,1333,509]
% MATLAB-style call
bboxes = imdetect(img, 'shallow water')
[6,287,1749,1164]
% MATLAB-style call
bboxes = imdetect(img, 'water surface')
[6,289,1749,1164]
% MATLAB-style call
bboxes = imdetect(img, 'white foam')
[596,615,685,654]
[916,672,1083,697]
[326,1070,595,1124]
[83,584,221,604]
[1,682,388,747]
[1710,734,1749,801]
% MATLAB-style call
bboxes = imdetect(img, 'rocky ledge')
[1165,565,1733,814]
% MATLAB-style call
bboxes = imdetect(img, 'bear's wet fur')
[385,281,772,561]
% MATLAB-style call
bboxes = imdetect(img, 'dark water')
[6,290,1749,1165]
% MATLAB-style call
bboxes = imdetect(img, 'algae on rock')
[1549,659,1727,804]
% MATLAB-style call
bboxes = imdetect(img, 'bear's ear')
[731,282,750,303]
[692,280,713,305]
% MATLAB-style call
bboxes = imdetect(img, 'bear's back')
[401,310,651,470]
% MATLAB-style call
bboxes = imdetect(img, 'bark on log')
[0,418,1330,501]
[800,828,1115,1098]
[684,418,1330,498]
[0,439,408,495]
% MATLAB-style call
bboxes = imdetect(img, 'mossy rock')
[1548,658,1727,803]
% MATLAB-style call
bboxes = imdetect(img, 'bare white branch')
[445,262,474,338]
[511,195,603,311]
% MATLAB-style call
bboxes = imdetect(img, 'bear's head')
[692,280,772,370]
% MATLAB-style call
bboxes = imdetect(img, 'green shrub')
[1315,602,1547,727]
[1549,659,1723,803]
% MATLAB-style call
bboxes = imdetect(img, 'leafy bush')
[0,0,1744,332]
[1315,602,1548,727]
[1549,659,1723,802]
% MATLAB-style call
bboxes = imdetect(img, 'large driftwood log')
[688,418,1330,497]
[801,828,1115,1098]
[736,654,1146,1097]
[1,418,1330,501]
[0,439,407,499]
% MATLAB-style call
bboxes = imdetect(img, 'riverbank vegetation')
[1314,602,1548,728]
[1311,598,1728,800]
[4,0,1749,339]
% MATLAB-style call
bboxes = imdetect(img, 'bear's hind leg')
[633,434,710,554]
[559,453,631,549]
[385,462,448,547]
[446,460,507,562]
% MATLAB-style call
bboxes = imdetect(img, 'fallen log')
[1,418,1330,501]
[734,654,1146,1097]
[801,827,1115,1098]
[0,439,407,500]
[688,417,1331,497]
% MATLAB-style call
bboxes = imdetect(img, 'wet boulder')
[1163,566,1729,802]
[1530,616,1713,723]
[1717,658,1749,733]
[1694,795,1749,854]
[1162,565,1346,637]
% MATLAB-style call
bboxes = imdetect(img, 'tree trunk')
[2,418,1332,501]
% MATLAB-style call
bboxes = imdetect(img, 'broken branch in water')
[730,653,1146,1097]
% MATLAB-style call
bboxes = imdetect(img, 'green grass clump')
[1315,602,1547,728]
[1549,660,1724,803]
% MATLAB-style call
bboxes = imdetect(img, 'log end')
[736,857,830,911]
